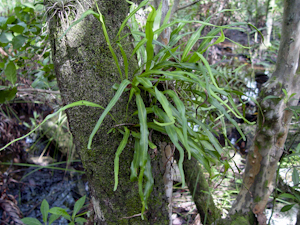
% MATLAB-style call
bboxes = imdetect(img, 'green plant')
[21,195,87,225]
[0,1,55,103]
[2,0,257,219]
[23,111,41,130]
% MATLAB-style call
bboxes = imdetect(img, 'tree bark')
[260,0,275,50]
[47,0,169,224]
[229,0,300,224]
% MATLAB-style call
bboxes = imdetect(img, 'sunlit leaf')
[145,6,156,71]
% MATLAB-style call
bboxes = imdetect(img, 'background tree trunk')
[229,0,300,224]
[182,156,220,225]
[47,0,169,224]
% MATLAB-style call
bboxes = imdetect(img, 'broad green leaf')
[41,199,49,223]
[0,17,8,28]
[49,214,60,225]
[5,61,17,85]
[292,168,299,186]
[88,79,131,149]
[0,32,13,43]
[12,35,27,49]
[9,22,26,33]
[49,207,71,220]
[6,16,16,25]
[135,92,149,166]
[114,127,130,191]
[145,6,156,71]
[21,218,42,225]
[280,204,295,212]
[75,217,87,222]
[0,87,17,103]
[72,195,86,220]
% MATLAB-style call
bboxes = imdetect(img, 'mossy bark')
[47,0,169,224]
[229,0,300,224]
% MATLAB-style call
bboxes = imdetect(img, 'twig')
[17,88,60,95]
[176,0,201,12]
[119,211,148,219]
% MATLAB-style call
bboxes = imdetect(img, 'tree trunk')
[182,156,220,225]
[260,0,275,50]
[229,0,300,224]
[47,0,169,224]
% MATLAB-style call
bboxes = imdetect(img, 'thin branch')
[119,211,148,219]
[176,0,201,12]
[17,88,60,95]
